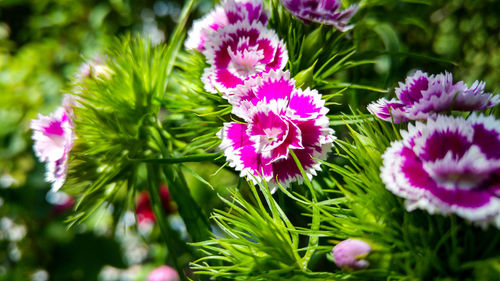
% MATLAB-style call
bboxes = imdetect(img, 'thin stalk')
[289,149,320,270]
[150,124,211,243]
[128,153,222,164]
[146,163,189,281]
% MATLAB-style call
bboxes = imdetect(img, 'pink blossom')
[201,21,288,94]
[381,114,500,228]
[185,0,268,52]
[281,0,358,31]
[368,71,500,123]
[30,107,74,191]
[218,71,334,192]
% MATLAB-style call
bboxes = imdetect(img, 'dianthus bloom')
[201,21,288,93]
[280,0,358,31]
[368,71,500,123]
[30,107,74,191]
[147,265,179,281]
[381,114,500,228]
[332,238,371,270]
[185,0,268,52]
[218,70,334,192]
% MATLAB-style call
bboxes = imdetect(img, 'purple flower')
[201,21,288,94]
[217,70,334,192]
[185,0,269,52]
[280,0,358,31]
[147,265,179,281]
[30,107,74,191]
[381,114,500,228]
[368,71,500,123]
[332,238,371,270]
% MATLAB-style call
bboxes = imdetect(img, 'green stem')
[128,153,222,164]
[163,0,198,92]
[149,124,211,243]
[146,164,189,281]
[289,149,320,270]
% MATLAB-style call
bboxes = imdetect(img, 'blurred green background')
[1,0,499,280]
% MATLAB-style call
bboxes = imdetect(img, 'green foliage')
[160,50,231,154]
[192,181,342,280]
[66,36,170,224]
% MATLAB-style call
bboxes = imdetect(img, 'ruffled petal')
[281,0,358,31]
[381,114,500,228]
[202,22,287,94]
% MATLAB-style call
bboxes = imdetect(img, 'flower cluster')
[368,71,499,123]
[187,1,334,189]
[30,107,74,191]
[188,0,287,94]
[281,0,358,31]
[381,114,500,227]
[218,70,334,191]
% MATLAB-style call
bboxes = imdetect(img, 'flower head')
[218,71,334,192]
[281,0,358,31]
[381,114,500,228]
[368,71,500,123]
[147,265,179,281]
[332,238,371,270]
[185,0,268,52]
[30,107,74,191]
[201,22,288,94]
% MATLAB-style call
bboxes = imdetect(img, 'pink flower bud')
[147,265,179,281]
[332,238,371,270]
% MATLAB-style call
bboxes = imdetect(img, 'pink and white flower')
[201,21,288,94]
[185,0,269,52]
[218,71,334,192]
[30,107,74,191]
[381,114,500,228]
[368,71,500,123]
[280,0,358,31]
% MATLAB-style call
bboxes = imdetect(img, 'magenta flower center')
[248,110,292,153]
[227,41,265,77]
[44,120,65,136]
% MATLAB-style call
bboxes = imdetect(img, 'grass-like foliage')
[66,36,172,225]
[65,34,214,280]
[192,180,344,281]
[160,50,231,154]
